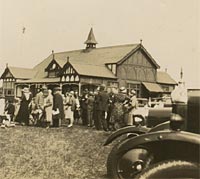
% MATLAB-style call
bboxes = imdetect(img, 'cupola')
[84,28,98,49]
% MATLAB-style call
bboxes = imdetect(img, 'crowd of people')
[0,84,139,131]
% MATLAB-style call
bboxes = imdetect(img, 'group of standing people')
[16,86,78,128]
[80,85,138,131]
[0,84,138,131]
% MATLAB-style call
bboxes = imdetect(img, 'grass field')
[0,125,114,179]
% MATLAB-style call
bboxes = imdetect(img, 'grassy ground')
[0,125,114,179]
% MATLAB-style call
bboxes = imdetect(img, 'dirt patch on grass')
[0,125,114,179]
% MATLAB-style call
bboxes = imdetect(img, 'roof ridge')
[71,62,105,66]
[9,66,35,70]
[54,43,139,55]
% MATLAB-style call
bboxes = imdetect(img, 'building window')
[107,64,117,75]
[112,64,116,75]
[3,81,14,89]
[4,89,14,96]
[51,63,56,70]
[161,85,170,92]
[48,71,57,78]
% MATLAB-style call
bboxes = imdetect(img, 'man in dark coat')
[52,87,64,127]
[80,89,88,126]
[96,84,109,131]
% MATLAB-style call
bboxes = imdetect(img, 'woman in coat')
[44,89,53,128]
[110,87,130,130]
[16,87,32,125]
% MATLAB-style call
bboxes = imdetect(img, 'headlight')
[170,113,184,131]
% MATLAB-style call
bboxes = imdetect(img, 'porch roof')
[142,82,163,93]
[16,78,60,84]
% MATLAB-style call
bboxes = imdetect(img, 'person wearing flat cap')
[15,87,32,125]
[52,86,64,127]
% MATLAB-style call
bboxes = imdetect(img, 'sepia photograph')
[0,0,199,178]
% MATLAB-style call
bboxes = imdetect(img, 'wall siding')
[117,49,157,84]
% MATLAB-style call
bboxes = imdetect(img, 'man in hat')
[66,91,76,128]
[80,89,89,126]
[35,86,46,110]
[86,91,95,127]
[52,86,64,127]
[95,84,109,131]
[35,86,47,126]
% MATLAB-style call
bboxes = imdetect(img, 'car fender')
[148,121,170,132]
[104,126,150,146]
[117,130,200,155]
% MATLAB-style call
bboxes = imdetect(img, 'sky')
[0,0,199,88]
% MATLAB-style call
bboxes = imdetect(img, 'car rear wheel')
[136,160,200,179]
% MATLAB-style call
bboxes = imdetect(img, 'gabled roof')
[117,44,160,68]
[157,71,177,84]
[1,66,36,79]
[33,44,139,78]
[45,59,61,72]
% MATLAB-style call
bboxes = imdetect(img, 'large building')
[0,28,176,98]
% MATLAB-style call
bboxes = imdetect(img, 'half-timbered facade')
[0,66,36,98]
[0,28,176,98]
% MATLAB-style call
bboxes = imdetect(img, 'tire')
[136,160,200,179]
[107,142,153,179]
[107,138,129,178]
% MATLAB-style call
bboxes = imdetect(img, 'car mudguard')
[148,121,170,132]
[104,126,150,146]
[117,130,200,155]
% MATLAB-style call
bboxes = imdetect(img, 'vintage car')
[105,89,200,178]
[129,102,172,128]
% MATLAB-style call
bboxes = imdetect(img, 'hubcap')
[117,148,153,178]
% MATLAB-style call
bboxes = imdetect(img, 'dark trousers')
[81,109,88,125]
[96,110,108,131]
[95,110,102,130]
[87,109,94,126]
[101,111,108,131]
[53,116,60,127]
[106,107,113,130]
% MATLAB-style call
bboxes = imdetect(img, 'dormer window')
[112,64,116,75]
[65,66,75,74]
[107,63,117,75]
[45,60,61,78]
[51,64,56,70]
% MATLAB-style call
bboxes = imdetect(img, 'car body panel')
[117,130,200,155]
[104,126,149,146]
